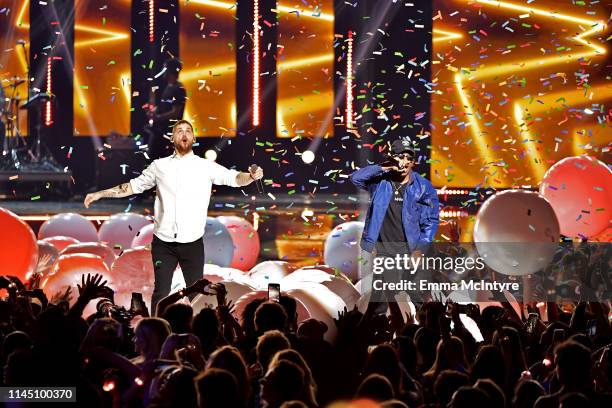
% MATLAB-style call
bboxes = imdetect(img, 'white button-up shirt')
[129,151,239,243]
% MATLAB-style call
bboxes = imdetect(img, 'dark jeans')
[151,235,204,312]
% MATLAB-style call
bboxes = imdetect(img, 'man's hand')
[249,165,263,180]
[77,273,112,302]
[188,278,212,295]
[84,192,100,208]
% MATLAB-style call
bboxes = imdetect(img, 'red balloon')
[0,207,38,281]
[540,156,611,238]
[38,213,98,242]
[41,236,80,252]
[61,242,117,268]
[217,216,260,270]
[43,253,112,316]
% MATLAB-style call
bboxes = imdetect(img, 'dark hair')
[162,303,193,333]
[164,58,183,73]
[355,373,394,402]
[512,379,545,408]
[471,345,506,387]
[206,346,251,406]
[449,386,490,407]
[474,379,505,408]
[255,301,288,334]
[433,370,470,407]
[256,330,291,371]
[194,368,238,408]
[555,340,592,387]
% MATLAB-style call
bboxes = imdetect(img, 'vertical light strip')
[45,57,52,126]
[346,30,353,129]
[148,0,155,43]
[252,0,260,126]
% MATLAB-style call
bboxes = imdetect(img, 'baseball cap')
[390,137,416,156]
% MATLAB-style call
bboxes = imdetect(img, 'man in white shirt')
[84,119,263,310]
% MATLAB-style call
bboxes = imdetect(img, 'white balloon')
[474,189,560,276]
[324,221,364,281]
[248,261,297,289]
[286,284,346,343]
[282,266,360,309]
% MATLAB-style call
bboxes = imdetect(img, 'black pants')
[151,235,205,312]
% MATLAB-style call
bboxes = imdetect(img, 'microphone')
[16,39,26,45]
[248,164,264,194]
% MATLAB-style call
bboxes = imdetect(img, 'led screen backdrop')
[1,0,609,187]
[73,0,130,136]
[429,0,610,188]
[0,0,30,135]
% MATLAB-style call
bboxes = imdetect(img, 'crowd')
[0,271,611,407]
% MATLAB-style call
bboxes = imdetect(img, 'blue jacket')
[350,165,440,253]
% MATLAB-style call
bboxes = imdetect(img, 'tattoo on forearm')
[99,183,130,198]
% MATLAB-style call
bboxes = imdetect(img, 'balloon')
[61,242,117,268]
[203,217,234,267]
[38,213,98,242]
[98,213,151,254]
[110,247,155,310]
[131,223,155,248]
[474,189,560,276]
[41,236,80,252]
[591,227,612,243]
[286,285,346,342]
[323,221,364,281]
[217,216,261,270]
[540,155,611,238]
[43,253,112,317]
[0,207,38,281]
[282,265,361,309]
[249,261,298,288]
[36,240,60,276]
[192,281,258,316]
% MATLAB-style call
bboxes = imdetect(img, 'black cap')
[390,137,416,156]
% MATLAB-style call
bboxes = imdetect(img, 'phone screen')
[268,283,280,302]
[526,313,538,334]
[131,292,146,313]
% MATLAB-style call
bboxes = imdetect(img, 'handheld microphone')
[249,164,264,194]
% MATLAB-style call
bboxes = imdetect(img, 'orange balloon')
[0,207,38,281]
[41,236,80,252]
[61,242,117,268]
[43,253,113,316]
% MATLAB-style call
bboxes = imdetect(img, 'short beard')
[174,141,193,155]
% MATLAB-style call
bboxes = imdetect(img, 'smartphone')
[587,319,597,337]
[130,292,147,314]
[268,283,280,302]
[526,313,539,334]
[176,333,191,347]
[552,328,565,343]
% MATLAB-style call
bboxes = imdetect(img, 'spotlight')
[302,150,315,164]
[204,149,217,161]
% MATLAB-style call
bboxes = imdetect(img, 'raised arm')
[84,182,134,208]
[349,164,389,190]
[84,161,157,208]
[209,160,263,187]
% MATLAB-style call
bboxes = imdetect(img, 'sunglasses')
[393,153,415,160]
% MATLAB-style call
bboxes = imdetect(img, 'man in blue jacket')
[350,137,440,258]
